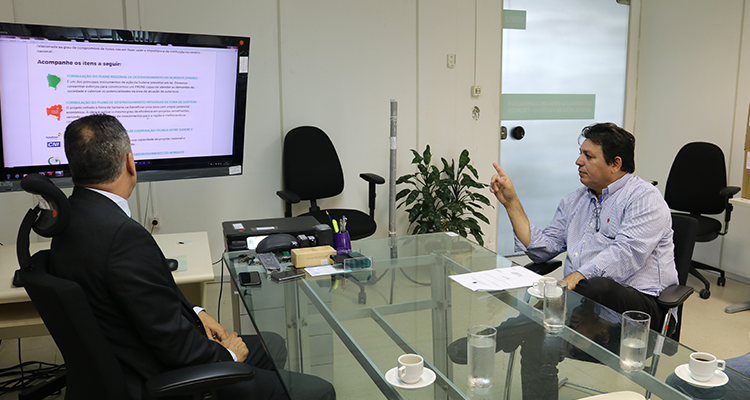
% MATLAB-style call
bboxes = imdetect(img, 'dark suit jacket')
[50,187,232,399]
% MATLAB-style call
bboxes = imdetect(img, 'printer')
[222,216,322,251]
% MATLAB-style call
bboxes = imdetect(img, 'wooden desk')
[0,231,215,340]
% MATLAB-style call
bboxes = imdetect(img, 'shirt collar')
[84,187,131,217]
[587,173,633,202]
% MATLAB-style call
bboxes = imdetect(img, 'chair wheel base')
[699,289,711,299]
[717,277,726,287]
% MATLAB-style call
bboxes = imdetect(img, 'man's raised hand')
[490,163,518,206]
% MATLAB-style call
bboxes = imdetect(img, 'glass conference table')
[223,233,749,400]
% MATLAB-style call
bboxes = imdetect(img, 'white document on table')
[305,265,349,277]
[449,266,542,292]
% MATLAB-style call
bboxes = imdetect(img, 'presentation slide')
[1,38,237,168]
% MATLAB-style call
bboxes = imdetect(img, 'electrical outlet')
[447,54,456,68]
[149,216,160,230]
[471,85,482,97]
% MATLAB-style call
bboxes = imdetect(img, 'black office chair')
[276,126,385,240]
[665,142,740,299]
[15,174,254,400]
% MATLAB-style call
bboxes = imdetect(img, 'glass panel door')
[498,0,630,255]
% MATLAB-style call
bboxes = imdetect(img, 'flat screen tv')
[0,22,249,192]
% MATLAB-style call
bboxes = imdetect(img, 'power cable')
[215,258,224,325]
[0,340,64,397]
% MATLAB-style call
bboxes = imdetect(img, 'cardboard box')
[291,246,337,268]
[744,103,750,199]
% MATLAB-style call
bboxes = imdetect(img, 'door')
[497,0,630,255]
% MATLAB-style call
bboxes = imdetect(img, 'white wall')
[0,0,503,275]
[418,1,503,249]
[629,0,750,280]
[720,0,750,280]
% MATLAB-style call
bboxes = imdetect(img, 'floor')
[1,265,748,399]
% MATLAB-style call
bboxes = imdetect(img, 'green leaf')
[410,149,423,164]
[405,190,420,205]
[446,202,463,215]
[473,231,485,246]
[408,207,420,223]
[465,218,481,231]
[460,174,483,189]
[471,193,492,206]
[441,157,455,180]
[428,166,441,184]
[396,188,412,201]
[466,163,480,179]
[471,210,490,224]
[396,174,415,185]
[458,149,470,170]
[423,145,432,165]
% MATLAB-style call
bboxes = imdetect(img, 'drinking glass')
[619,310,650,371]
[467,325,496,389]
[543,279,567,333]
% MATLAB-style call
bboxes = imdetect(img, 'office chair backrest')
[671,214,699,286]
[22,252,130,400]
[17,175,129,400]
[665,142,727,215]
[282,126,345,201]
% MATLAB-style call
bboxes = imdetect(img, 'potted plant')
[396,145,493,246]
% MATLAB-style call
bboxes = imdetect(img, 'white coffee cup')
[688,352,725,382]
[532,277,557,296]
[397,354,424,384]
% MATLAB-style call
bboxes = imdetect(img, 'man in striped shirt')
[491,122,678,330]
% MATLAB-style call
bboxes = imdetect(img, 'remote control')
[257,252,282,271]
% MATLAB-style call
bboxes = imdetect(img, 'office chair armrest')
[523,260,562,275]
[360,173,385,218]
[146,362,255,398]
[360,173,385,185]
[719,186,742,234]
[276,190,301,204]
[656,284,694,309]
[277,190,301,218]
[720,186,741,198]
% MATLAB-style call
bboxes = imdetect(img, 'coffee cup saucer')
[385,367,436,389]
[675,364,729,388]
[527,286,543,298]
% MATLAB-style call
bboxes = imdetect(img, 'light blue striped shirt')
[516,173,678,296]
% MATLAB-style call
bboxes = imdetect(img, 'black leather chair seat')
[693,215,722,242]
[671,213,721,242]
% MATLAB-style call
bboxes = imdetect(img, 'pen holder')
[334,231,351,254]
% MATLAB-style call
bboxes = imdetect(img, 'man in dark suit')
[50,114,335,400]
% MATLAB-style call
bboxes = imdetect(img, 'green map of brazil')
[47,74,61,90]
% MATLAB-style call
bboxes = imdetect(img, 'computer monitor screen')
[0,22,249,191]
